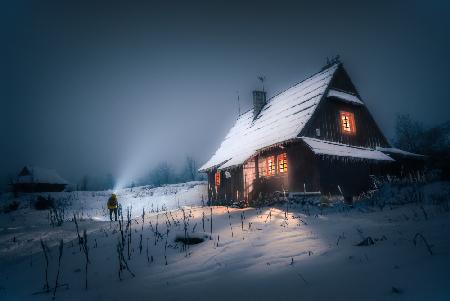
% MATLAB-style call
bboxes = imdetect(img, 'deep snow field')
[1,181,450,301]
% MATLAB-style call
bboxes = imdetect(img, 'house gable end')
[299,64,391,148]
[328,65,360,96]
[19,166,31,176]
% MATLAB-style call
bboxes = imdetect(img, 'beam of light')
[114,155,146,191]
[113,140,160,192]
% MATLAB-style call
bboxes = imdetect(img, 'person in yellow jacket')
[107,193,119,221]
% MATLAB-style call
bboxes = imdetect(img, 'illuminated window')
[267,156,275,176]
[215,172,221,187]
[258,157,267,177]
[340,111,356,134]
[277,153,288,174]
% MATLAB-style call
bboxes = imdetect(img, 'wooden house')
[12,166,68,192]
[199,61,423,205]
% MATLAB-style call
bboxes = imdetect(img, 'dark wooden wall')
[252,148,288,200]
[329,64,358,93]
[206,145,397,204]
[318,159,369,197]
[384,154,425,178]
[207,167,244,205]
[243,158,256,203]
[317,158,393,197]
[13,183,66,193]
[287,142,321,192]
[302,99,390,149]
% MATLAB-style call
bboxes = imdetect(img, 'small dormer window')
[340,111,356,134]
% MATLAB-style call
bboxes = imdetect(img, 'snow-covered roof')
[200,63,340,171]
[14,166,68,185]
[301,137,394,161]
[327,89,364,105]
[376,147,424,158]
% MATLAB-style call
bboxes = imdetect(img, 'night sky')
[1,0,449,188]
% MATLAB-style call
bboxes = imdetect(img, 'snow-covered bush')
[362,182,424,207]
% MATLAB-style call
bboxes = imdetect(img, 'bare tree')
[184,156,197,181]
[151,162,173,186]
[394,114,424,152]
[80,175,89,191]
[105,173,115,190]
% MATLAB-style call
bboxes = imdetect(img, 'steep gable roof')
[199,63,340,171]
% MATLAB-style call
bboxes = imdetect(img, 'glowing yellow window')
[340,111,356,134]
[258,157,267,177]
[277,153,288,174]
[267,156,275,176]
[215,172,221,187]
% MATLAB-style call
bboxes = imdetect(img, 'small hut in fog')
[199,60,424,205]
[12,166,68,192]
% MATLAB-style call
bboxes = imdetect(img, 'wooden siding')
[287,142,321,193]
[243,158,256,203]
[206,140,401,204]
[329,65,359,93]
[12,183,66,193]
[301,65,390,149]
[384,154,425,178]
[207,167,245,205]
[318,159,371,196]
[252,148,289,203]
[302,99,389,148]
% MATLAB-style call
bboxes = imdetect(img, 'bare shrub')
[49,207,65,227]
[40,239,50,292]
[413,233,433,255]
[81,230,90,289]
[53,240,64,299]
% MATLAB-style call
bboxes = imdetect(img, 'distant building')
[12,166,68,192]
[199,61,423,205]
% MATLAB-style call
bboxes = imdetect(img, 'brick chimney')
[252,90,266,119]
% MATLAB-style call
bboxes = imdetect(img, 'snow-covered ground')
[1,181,450,301]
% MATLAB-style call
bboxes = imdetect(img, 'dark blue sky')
[1,0,449,187]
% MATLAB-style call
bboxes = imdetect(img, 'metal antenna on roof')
[236,91,241,116]
[257,76,266,92]
[323,55,340,70]
[331,55,340,64]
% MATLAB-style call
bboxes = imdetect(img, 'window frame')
[258,157,267,177]
[259,153,288,178]
[266,156,276,176]
[339,111,356,135]
[277,153,288,174]
[215,171,221,187]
